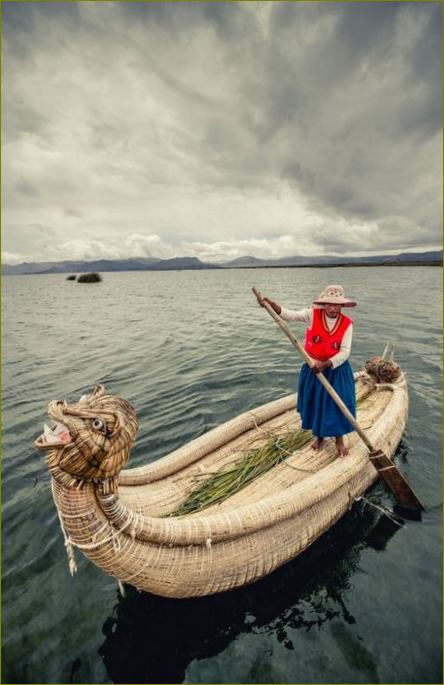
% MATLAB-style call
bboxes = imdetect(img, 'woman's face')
[323,303,341,318]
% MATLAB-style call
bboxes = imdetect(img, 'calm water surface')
[2,267,442,684]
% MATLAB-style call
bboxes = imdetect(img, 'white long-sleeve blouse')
[280,306,353,368]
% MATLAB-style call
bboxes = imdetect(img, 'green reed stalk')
[166,392,371,517]
[166,428,312,516]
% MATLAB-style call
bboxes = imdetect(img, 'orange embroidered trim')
[321,309,343,336]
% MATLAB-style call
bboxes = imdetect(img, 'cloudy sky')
[2,1,442,264]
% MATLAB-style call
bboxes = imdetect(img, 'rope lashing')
[349,492,403,526]
[52,481,78,576]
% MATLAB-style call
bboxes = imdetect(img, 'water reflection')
[99,500,401,684]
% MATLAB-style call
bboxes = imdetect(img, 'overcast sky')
[2,1,442,264]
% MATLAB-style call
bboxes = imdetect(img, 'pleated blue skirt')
[296,361,356,438]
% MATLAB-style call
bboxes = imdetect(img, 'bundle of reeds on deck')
[168,428,312,516]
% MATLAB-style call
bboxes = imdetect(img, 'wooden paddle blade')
[369,450,425,511]
[392,503,423,522]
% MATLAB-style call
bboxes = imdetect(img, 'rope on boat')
[350,493,403,526]
[52,481,78,576]
[52,481,77,575]
[52,480,129,577]
[58,516,125,552]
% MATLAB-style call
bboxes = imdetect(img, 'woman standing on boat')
[260,285,357,457]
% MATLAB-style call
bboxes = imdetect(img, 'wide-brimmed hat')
[313,284,357,307]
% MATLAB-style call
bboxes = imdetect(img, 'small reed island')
[76,272,102,283]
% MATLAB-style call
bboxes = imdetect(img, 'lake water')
[2,267,442,684]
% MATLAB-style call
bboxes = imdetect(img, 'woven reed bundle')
[118,394,298,486]
[116,374,376,518]
[365,356,402,383]
[37,371,408,597]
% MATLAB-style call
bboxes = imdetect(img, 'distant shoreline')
[3,260,442,275]
[229,260,443,269]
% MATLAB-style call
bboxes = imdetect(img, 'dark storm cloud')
[2,1,442,263]
[231,2,442,233]
[2,2,81,60]
[118,0,242,36]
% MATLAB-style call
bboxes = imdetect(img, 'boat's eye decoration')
[92,417,105,432]
[35,386,139,494]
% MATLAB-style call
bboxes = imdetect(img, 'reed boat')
[35,363,408,598]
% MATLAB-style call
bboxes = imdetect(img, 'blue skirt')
[296,361,356,438]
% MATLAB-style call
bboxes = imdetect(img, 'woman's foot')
[312,437,325,451]
[336,436,349,457]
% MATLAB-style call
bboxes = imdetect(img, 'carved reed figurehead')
[35,385,138,494]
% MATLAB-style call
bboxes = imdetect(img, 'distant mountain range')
[221,250,443,268]
[1,256,220,275]
[2,250,442,275]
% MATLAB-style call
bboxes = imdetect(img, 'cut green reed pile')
[167,428,312,517]
[166,389,372,517]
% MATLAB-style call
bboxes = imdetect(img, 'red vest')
[304,308,352,361]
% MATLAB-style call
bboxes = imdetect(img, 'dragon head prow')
[35,384,138,493]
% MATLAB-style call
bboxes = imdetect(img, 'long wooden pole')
[252,288,374,449]
[252,287,424,512]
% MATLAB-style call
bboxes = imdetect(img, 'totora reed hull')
[41,370,408,597]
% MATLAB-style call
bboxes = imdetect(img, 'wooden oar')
[252,287,424,513]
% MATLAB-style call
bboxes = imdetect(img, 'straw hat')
[313,284,357,307]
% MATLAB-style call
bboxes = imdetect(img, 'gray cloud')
[2,1,442,264]
[14,176,40,196]
[64,207,83,218]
